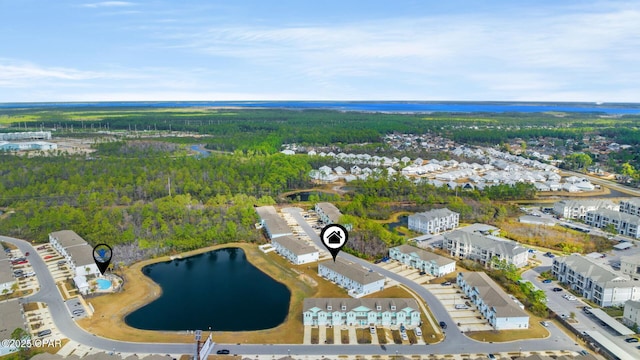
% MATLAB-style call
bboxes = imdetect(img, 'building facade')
[389,244,456,277]
[444,230,528,268]
[552,199,617,220]
[407,208,459,234]
[271,235,319,265]
[49,230,100,295]
[303,298,421,327]
[457,272,529,330]
[619,198,640,217]
[314,202,352,230]
[623,300,640,328]
[620,255,640,281]
[318,258,385,298]
[585,209,640,238]
[552,254,640,306]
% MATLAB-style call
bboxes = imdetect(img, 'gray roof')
[446,230,527,257]
[391,244,455,267]
[409,208,458,222]
[620,198,640,207]
[587,208,640,225]
[273,236,318,256]
[555,254,628,283]
[319,258,385,285]
[316,202,342,223]
[621,255,640,266]
[255,206,292,238]
[304,297,419,313]
[459,272,528,318]
[0,249,14,284]
[555,199,616,210]
[65,244,96,267]
[49,230,87,248]
[0,300,25,339]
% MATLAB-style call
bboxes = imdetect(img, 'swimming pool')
[96,278,112,290]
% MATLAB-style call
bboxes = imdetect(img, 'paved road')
[282,208,583,355]
[560,169,640,197]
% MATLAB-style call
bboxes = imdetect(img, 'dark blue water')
[1,101,640,114]
[124,247,290,331]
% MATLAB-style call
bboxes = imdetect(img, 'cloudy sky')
[1,0,639,102]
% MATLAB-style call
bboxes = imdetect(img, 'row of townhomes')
[255,205,293,240]
[271,235,319,265]
[444,229,529,268]
[585,208,640,238]
[552,199,618,220]
[623,300,640,329]
[0,248,16,294]
[457,272,530,330]
[315,202,352,230]
[318,258,385,298]
[303,298,421,327]
[552,254,640,306]
[407,208,459,235]
[389,244,456,277]
[49,230,100,295]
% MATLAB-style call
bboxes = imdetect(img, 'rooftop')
[555,254,629,283]
[316,202,342,223]
[49,230,87,248]
[409,208,458,222]
[446,230,527,257]
[319,258,385,285]
[0,300,25,340]
[273,236,318,256]
[255,206,293,238]
[459,272,528,318]
[587,208,640,224]
[304,297,419,313]
[65,244,96,267]
[391,244,455,267]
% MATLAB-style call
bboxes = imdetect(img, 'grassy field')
[77,242,427,344]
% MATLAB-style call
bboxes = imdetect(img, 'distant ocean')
[1,101,640,114]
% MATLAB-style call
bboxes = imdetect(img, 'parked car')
[488,354,495,360]
[419,271,426,275]
[369,326,376,334]
[542,279,553,284]
[25,252,30,256]
[454,304,469,309]
[624,337,639,343]
[401,332,408,341]
[36,246,46,250]
[216,349,230,355]
[441,281,452,286]
[439,321,447,329]
[582,306,592,314]
[552,287,563,292]
[540,321,550,327]
[414,327,422,336]
[13,260,28,265]
[44,255,54,260]
[544,252,555,258]
[37,329,51,337]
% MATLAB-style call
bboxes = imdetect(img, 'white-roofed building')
[445,230,529,268]
[390,244,455,277]
[585,209,640,238]
[271,236,319,265]
[49,230,100,278]
[255,206,293,239]
[619,198,640,217]
[408,208,459,235]
[318,258,385,297]
[303,298,421,327]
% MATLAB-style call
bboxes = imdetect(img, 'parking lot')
[6,249,40,295]
[23,302,65,342]
[424,283,494,332]
[35,244,74,283]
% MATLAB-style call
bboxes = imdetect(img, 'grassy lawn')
[377,328,387,344]
[602,306,624,318]
[466,315,550,342]
[310,327,319,344]
[391,329,402,344]
[326,327,334,344]
[356,328,372,344]
[341,329,349,344]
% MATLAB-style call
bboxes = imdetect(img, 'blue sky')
[1,0,639,102]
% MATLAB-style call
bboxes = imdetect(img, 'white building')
[619,198,640,217]
[49,230,100,295]
[303,298,421,327]
[444,230,529,268]
[585,209,640,238]
[255,206,293,239]
[0,250,17,295]
[0,131,51,141]
[552,254,640,306]
[389,244,455,277]
[620,256,640,281]
[271,235,319,265]
[408,208,459,235]
[553,199,618,220]
[318,258,385,297]
[457,272,529,330]
[315,202,352,230]
[623,300,640,328]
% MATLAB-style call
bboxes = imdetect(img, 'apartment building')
[552,254,640,306]
[623,300,640,328]
[408,208,459,234]
[444,230,529,268]
[318,258,385,298]
[315,202,352,231]
[303,298,421,327]
[255,206,293,240]
[619,198,640,217]
[620,255,640,281]
[389,244,456,277]
[457,272,529,330]
[552,199,617,220]
[585,208,640,238]
[271,235,319,265]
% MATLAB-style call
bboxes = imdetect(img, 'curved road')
[3,231,581,356]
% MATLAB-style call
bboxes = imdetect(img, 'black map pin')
[93,244,112,275]
[320,224,349,262]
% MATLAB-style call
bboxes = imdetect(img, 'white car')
[414,327,422,336]
[563,294,576,301]
[400,332,408,341]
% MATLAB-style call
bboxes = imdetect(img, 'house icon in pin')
[327,230,343,244]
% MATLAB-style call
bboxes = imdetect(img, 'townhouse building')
[552,199,617,220]
[255,206,293,240]
[585,208,640,238]
[620,255,640,281]
[619,198,640,217]
[315,202,352,230]
[0,249,16,295]
[271,235,319,265]
[457,272,529,330]
[49,230,100,278]
[444,230,528,268]
[318,258,385,298]
[303,298,421,327]
[408,208,459,234]
[389,244,456,277]
[623,300,640,328]
[552,254,640,306]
